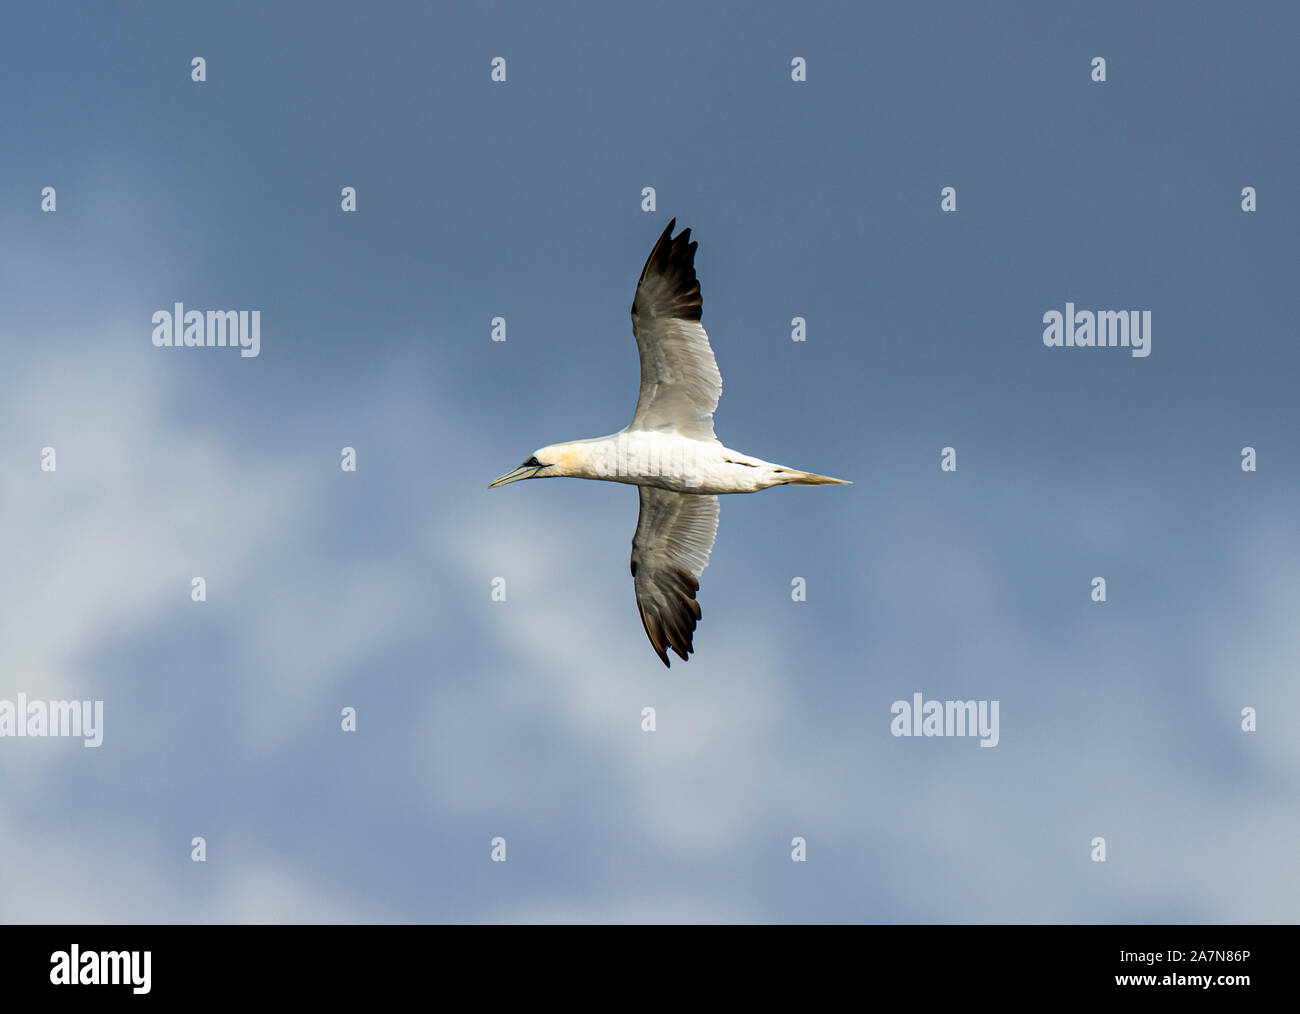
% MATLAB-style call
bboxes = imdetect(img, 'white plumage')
[489,219,849,666]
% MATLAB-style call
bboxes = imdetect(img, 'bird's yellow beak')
[488,463,542,488]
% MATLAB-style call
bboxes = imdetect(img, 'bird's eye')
[523,456,541,467]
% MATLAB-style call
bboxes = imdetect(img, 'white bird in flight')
[490,219,850,666]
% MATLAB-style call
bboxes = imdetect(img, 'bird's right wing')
[630,486,719,666]
[629,219,723,442]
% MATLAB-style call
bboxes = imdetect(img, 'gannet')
[489,219,850,666]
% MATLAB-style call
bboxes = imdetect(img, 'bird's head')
[487,444,569,488]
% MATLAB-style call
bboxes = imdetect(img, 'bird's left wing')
[629,219,723,442]
[630,486,719,666]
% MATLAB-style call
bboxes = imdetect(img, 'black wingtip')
[633,218,703,322]
[648,218,675,257]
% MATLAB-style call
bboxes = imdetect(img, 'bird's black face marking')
[522,456,541,468]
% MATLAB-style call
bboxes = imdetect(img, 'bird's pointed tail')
[784,469,852,486]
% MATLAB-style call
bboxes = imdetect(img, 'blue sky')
[0,0,1297,922]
